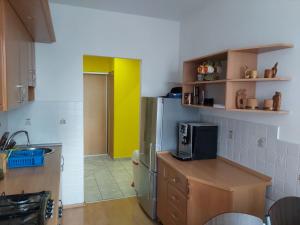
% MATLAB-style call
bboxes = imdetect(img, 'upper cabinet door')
[8,0,56,43]
[1,0,34,110]
[0,0,54,111]
[28,42,36,88]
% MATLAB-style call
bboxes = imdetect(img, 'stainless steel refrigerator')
[137,97,198,219]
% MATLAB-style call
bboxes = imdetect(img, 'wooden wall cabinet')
[157,153,271,225]
[0,0,53,111]
[0,0,36,111]
[182,44,293,114]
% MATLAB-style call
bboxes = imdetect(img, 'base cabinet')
[157,154,271,225]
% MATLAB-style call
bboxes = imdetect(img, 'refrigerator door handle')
[149,142,152,172]
[148,172,151,200]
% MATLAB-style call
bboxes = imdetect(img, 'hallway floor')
[62,197,156,225]
[84,155,135,202]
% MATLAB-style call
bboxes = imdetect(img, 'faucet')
[2,130,31,150]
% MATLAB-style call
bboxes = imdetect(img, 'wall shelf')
[183,80,227,85]
[227,77,291,82]
[182,104,225,110]
[227,108,289,114]
[182,43,293,114]
[183,104,288,114]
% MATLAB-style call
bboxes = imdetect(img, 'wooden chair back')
[267,197,300,225]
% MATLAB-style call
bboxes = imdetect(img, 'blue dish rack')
[7,150,45,169]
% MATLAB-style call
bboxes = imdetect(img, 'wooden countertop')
[158,152,271,191]
[0,144,62,225]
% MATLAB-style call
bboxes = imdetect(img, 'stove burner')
[0,191,53,225]
[8,196,30,205]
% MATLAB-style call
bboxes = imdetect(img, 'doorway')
[83,55,141,203]
[84,73,108,156]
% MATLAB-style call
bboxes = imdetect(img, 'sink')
[14,147,55,155]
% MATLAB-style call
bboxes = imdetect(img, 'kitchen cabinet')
[0,0,36,111]
[0,0,32,110]
[157,152,271,225]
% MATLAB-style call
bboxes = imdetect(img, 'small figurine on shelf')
[272,62,278,78]
[243,65,258,79]
[273,91,282,111]
[236,89,247,109]
[264,62,279,78]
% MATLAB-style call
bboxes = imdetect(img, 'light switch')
[60,119,66,125]
[25,118,31,126]
[228,130,233,139]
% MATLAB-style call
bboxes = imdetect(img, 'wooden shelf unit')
[182,43,293,114]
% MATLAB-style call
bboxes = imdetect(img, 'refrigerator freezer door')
[139,97,158,169]
[137,162,157,219]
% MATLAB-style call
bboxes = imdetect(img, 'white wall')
[180,0,300,143]
[7,3,180,205]
[37,3,180,101]
[200,114,300,211]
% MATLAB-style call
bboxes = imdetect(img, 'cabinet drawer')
[168,184,187,212]
[168,167,188,194]
[167,203,186,225]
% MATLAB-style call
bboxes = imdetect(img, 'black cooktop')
[0,191,53,225]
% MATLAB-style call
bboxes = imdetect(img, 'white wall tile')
[201,114,300,208]
[6,101,84,205]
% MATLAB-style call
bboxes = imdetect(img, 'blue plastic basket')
[7,150,45,169]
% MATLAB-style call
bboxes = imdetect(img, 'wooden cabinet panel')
[28,42,36,87]
[168,184,187,213]
[167,203,186,225]
[0,0,36,111]
[4,0,22,109]
[157,152,271,225]
[8,0,56,43]
[157,158,169,225]
[168,165,188,195]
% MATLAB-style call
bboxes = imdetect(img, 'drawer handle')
[171,213,178,220]
[171,195,177,201]
[172,178,177,183]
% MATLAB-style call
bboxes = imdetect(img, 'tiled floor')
[84,155,135,202]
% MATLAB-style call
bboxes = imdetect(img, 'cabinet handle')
[16,85,23,103]
[171,213,178,220]
[171,195,177,201]
[61,155,64,171]
[172,177,177,183]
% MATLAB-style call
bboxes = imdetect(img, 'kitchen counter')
[157,152,272,224]
[157,152,271,191]
[0,143,62,225]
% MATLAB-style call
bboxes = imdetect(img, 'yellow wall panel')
[83,55,140,159]
[83,55,113,73]
[113,58,140,158]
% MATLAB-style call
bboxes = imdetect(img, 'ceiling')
[50,0,205,21]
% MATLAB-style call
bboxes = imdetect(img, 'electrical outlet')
[25,118,31,126]
[257,137,266,148]
[298,174,300,182]
[59,119,66,125]
[228,130,233,139]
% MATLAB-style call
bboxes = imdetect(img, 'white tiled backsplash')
[200,114,300,210]
[0,101,84,205]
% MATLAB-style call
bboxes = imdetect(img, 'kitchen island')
[0,143,62,225]
[157,152,272,225]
